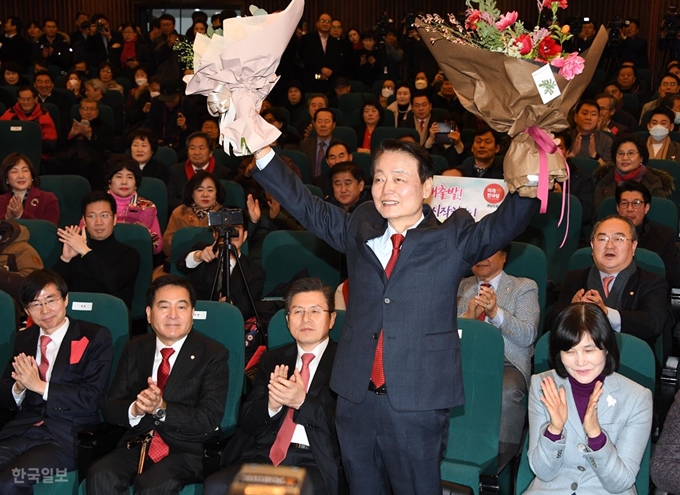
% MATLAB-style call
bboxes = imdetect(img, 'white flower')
[606,394,617,407]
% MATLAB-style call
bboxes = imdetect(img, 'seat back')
[352,152,373,183]
[332,126,358,152]
[504,242,547,332]
[261,231,341,295]
[136,177,168,234]
[113,223,153,320]
[598,195,678,235]
[337,93,374,116]
[219,180,246,210]
[0,121,42,171]
[0,290,16,370]
[192,301,244,434]
[39,175,91,228]
[278,150,310,183]
[569,157,600,179]
[516,193,582,285]
[441,320,505,488]
[370,127,420,153]
[305,184,323,199]
[568,247,665,277]
[15,219,60,269]
[152,146,178,170]
[518,331,655,495]
[170,227,215,276]
[66,292,130,383]
[41,102,62,138]
[268,309,345,349]
[647,158,680,206]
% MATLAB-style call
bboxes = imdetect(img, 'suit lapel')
[388,210,439,281]
[356,216,387,280]
[49,320,83,384]
[621,268,640,309]
[308,341,336,397]
[595,374,620,424]
[495,272,514,308]
[162,332,200,397]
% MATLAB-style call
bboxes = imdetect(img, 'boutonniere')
[606,394,617,408]
[70,336,90,364]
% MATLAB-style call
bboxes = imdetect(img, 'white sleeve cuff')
[255,149,276,169]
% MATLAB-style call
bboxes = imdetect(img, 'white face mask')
[68,79,79,89]
[149,91,160,98]
[135,77,148,86]
[414,80,428,90]
[649,124,670,140]
[381,88,394,98]
[675,112,680,125]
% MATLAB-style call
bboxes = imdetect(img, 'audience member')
[0,17,32,71]
[0,153,59,224]
[398,90,432,145]
[568,100,612,166]
[300,107,337,179]
[85,13,123,69]
[603,82,639,131]
[54,191,140,309]
[615,181,679,287]
[525,303,652,495]
[457,245,539,453]
[163,170,225,258]
[98,62,124,95]
[119,22,152,80]
[299,13,344,93]
[203,277,344,495]
[128,128,169,183]
[0,61,29,88]
[0,220,43,298]
[327,162,370,212]
[645,106,680,162]
[86,275,229,494]
[593,134,672,212]
[0,269,112,489]
[178,217,265,319]
[0,86,58,156]
[33,18,72,71]
[297,93,328,139]
[424,112,465,168]
[457,126,503,179]
[167,132,231,212]
[354,31,383,88]
[616,18,649,68]
[34,70,72,138]
[377,79,395,109]
[547,215,673,354]
[354,99,383,154]
[386,83,412,127]
[640,73,680,121]
[616,65,649,107]
[144,79,197,152]
[596,93,627,135]
[103,155,163,255]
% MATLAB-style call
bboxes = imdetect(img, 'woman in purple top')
[525,303,652,495]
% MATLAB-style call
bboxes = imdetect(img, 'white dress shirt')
[598,270,622,332]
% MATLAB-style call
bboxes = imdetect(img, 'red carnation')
[516,33,533,55]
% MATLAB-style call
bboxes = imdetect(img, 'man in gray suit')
[249,139,537,494]
[457,244,539,453]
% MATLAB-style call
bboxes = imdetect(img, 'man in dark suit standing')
[249,140,536,493]
[204,277,345,495]
[86,275,229,494]
[0,269,113,490]
[298,13,344,94]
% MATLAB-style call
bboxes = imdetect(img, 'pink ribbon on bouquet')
[525,126,571,248]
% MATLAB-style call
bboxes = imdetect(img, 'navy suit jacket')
[223,341,343,495]
[0,319,113,460]
[252,154,537,411]
[102,331,229,456]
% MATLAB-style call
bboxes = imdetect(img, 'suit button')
[571,482,578,490]
[154,420,160,426]
[384,298,390,304]
[577,466,585,472]
[577,443,586,452]
[372,333,378,339]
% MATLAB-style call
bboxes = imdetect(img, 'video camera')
[607,15,625,47]
[662,6,680,39]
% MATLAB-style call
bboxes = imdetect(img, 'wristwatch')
[153,400,167,420]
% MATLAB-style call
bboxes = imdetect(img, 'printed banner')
[427,176,508,222]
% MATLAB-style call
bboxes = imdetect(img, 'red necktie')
[371,233,405,388]
[270,353,315,466]
[477,283,492,321]
[38,336,52,380]
[148,347,175,463]
[603,276,615,298]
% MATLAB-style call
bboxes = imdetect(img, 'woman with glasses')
[593,134,673,211]
[525,303,652,495]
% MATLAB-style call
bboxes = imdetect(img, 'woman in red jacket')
[0,153,59,224]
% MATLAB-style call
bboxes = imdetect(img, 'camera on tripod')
[662,6,680,39]
[607,15,625,47]
[207,207,244,235]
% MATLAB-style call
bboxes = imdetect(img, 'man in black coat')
[87,275,229,494]
[203,277,345,495]
[0,269,112,489]
[298,13,344,94]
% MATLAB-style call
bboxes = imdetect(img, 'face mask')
[149,91,160,98]
[675,112,680,125]
[414,80,427,90]
[68,79,78,89]
[381,88,394,98]
[649,124,670,140]
[135,78,148,86]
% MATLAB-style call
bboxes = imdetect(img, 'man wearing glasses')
[203,277,344,495]
[53,191,139,309]
[547,214,672,355]
[299,13,344,93]
[0,269,112,490]
[615,181,678,287]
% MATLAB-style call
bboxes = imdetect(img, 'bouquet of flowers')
[418,0,607,211]
[183,0,304,156]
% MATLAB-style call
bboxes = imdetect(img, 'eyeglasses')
[593,235,632,245]
[318,19,331,24]
[288,306,331,318]
[84,213,113,220]
[615,150,639,158]
[618,199,645,210]
[661,81,678,87]
[27,296,63,312]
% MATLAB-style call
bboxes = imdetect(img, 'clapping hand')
[540,376,568,435]
[57,225,90,261]
[583,381,604,438]
[5,194,23,219]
